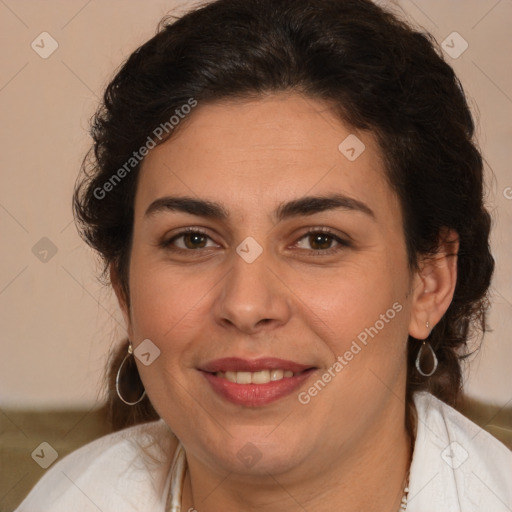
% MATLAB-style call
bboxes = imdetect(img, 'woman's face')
[118,93,423,477]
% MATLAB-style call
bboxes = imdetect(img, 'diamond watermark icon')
[133,339,161,366]
[32,237,58,263]
[236,236,263,263]
[441,441,468,469]
[31,442,58,469]
[31,32,59,59]
[441,32,468,59]
[338,134,365,161]
[237,442,262,468]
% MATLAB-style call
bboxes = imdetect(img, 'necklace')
[166,442,409,512]
[400,472,410,511]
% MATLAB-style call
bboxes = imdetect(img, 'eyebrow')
[144,193,375,222]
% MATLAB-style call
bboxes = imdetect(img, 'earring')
[415,321,438,377]
[116,342,146,405]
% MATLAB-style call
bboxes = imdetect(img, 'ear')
[408,229,459,339]
[110,263,133,340]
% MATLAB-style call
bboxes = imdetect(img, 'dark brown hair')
[74,0,494,432]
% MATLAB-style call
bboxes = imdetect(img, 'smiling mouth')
[200,359,317,406]
[212,368,309,384]
[199,357,318,405]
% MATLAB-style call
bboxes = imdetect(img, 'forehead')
[135,93,397,221]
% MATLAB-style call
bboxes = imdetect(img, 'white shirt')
[16,391,512,511]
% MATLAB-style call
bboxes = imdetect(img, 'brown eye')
[295,229,351,255]
[162,229,217,251]
[182,232,208,249]
[308,233,334,250]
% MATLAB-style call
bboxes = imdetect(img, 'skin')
[112,93,458,512]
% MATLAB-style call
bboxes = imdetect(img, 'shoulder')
[15,419,177,512]
[408,391,512,512]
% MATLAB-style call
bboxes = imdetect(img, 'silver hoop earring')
[415,340,438,377]
[116,343,146,406]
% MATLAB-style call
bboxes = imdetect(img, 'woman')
[16,0,511,510]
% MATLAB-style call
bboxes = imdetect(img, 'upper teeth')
[216,369,295,384]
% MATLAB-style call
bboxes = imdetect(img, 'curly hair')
[73,0,494,432]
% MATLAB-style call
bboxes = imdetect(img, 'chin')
[204,428,311,476]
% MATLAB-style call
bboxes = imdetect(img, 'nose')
[212,249,292,335]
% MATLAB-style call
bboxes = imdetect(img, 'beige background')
[0,0,511,410]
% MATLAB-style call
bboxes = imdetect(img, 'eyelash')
[160,227,351,256]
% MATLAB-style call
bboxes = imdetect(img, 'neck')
[181,397,413,512]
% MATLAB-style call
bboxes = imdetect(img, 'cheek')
[129,267,210,343]
[296,260,408,346]
[286,265,410,433]
[297,268,410,408]
[126,258,212,415]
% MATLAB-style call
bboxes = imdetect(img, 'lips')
[199,357,316,406]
